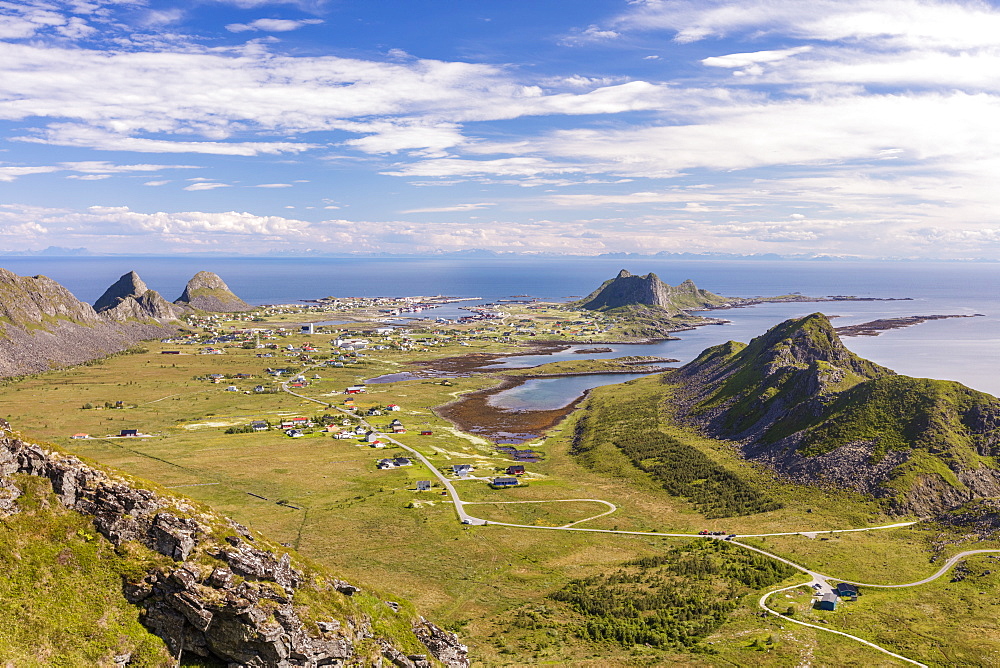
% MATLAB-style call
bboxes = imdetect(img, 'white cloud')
[184,182,230,191]
[616,0,1000,49]
[252,183,293,188]
[18,125,316,155]
[702,46,812,71]
[0,164,60,181]
[384,157,585,179]
[401,202,497,214]
[82,205,313,236]
[0,40,673,157]
[141,8,185,28]
[226,18,323,32]
[0,159,198,182]
[143,180,170,186]
[2,199,1000,257]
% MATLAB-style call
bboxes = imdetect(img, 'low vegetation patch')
[572,390,782,518]
[550,540,796,650]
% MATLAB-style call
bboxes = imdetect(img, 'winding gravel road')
[283,379,998,666]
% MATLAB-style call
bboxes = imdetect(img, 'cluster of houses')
[451,463,527,487]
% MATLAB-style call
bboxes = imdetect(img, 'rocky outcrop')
[94,270,151,312]
[0,420,469,667]
[0,268,178,378]
[175,271,252,313]
[572,269,729,314]
[95,271,182,322]
[668,314,1000,515]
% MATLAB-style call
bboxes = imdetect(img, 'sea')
[3,256,999,397]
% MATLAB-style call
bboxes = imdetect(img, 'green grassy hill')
[668,313,1000,514]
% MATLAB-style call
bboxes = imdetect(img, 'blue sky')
[3,0,1000,258]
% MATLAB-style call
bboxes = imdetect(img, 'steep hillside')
[0,268,177,378]
[668,313,1000,514]
[95,270,182,322]
[0,420,468,667]
[572,269,730,315]
[175,271,253,313]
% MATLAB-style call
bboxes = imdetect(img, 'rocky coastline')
[835,313,984,337]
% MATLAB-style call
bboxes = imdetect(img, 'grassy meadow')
[1,316,997,666]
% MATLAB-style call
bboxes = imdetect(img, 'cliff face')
[175,271,253,313]
[572,269,729,315]
[95,271,182,322]
[669,314,1000,515]
[0,420,468,667]
[0,268,177,378]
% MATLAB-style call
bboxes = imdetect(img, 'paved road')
[282,379,485,525]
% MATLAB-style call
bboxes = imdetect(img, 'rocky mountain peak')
[174,271,252,313]
[668,314,1000,515]
[94,271,150,312]
[572,269,727,314]
[187,270,229,291]
[744,314,893,383]
[95,271,181,322]
[0,269,102,327]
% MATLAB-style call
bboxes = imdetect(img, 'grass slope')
[0,475,174,666]
[571,380,782,518]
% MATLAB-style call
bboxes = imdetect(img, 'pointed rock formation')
[174,271,252,313]
[95,271,181,322]
[0,267,177,377]
[94,271,149,312]
[669,313,1000,514]
[572,269,729,314]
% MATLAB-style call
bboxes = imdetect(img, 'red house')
[506,465,526,475]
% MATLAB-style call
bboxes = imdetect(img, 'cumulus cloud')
[17,125,316,155]
[702,46,813,77]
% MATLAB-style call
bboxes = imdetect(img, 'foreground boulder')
[0,420,469,667]
[174,271,253,313]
